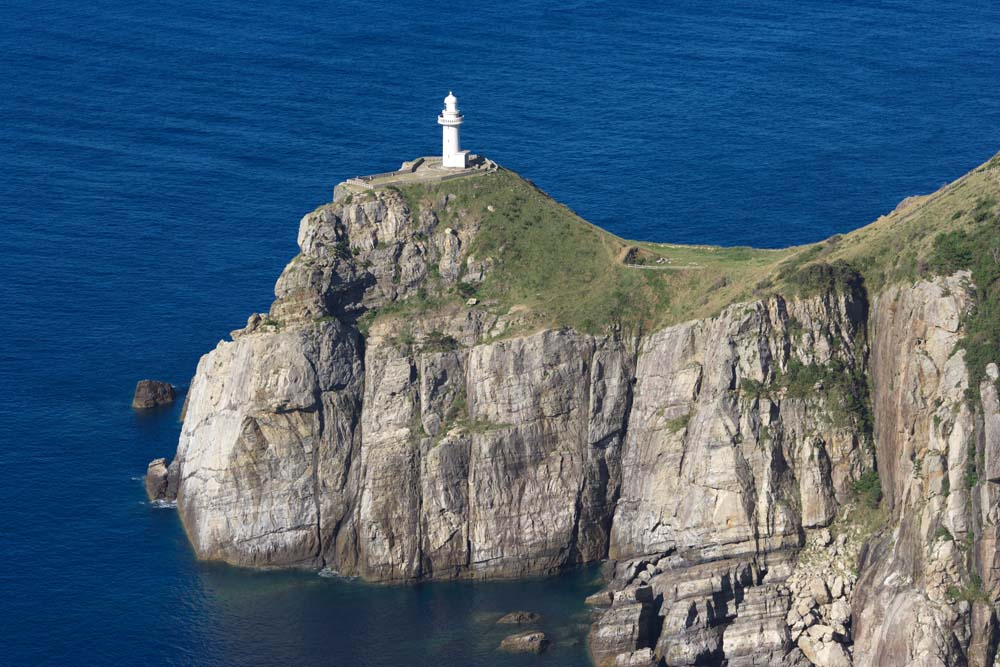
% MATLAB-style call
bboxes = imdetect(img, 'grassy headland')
[363,152,1000,353]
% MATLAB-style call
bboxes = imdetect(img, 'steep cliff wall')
[148,159,1000,666]
[586,272,998,667]
[850,274,998,667]
[166,180,640,579]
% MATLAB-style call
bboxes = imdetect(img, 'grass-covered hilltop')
[345,151,999,375]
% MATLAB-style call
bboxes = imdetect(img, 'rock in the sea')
[499,630,549,654]
[132,380,175,409]
[144,457,178,502]
[145,457,170,501]
[497,611,542,625]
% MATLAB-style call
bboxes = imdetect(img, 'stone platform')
[334,155,497,201]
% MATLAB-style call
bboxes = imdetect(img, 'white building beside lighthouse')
[438,92,469,168]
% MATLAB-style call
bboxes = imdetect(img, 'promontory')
[147,151,1000,667]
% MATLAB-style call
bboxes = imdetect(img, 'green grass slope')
[364,152,1000,362]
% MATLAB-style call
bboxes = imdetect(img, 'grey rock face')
[172,318,363,568]
[590,583,660,666]
[156,188,635,578]
[588,274,1000,667]
[586,284,872,666]
[348,329,633,581]
[609,288,869,565]
[132,380,175,409]
[851,273,987,667]
[615,648,658,667]
[981,363,1000,487]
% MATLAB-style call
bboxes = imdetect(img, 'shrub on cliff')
[929,195,1000,397]
[852,470,882,510]
[780,260,865,298]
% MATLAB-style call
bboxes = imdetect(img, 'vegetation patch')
[779,260,866,298]
[927,195,1000,399]
[934,526,954,542]
[839,470,887,539]
[430,390,509,446]
[334,239,353,259]
[739,358,873,437]
[946,573,990,603]
[665,413,690,433]
[354,152,1000,348]
[779,359,873,434]
[381,170,801,335]
[420,330,459,353]
[785,317,804,340]
[852,469,882,510]
[456,282,477,299]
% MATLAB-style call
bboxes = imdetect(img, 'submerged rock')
[132,380,175,409]
[144,457,178,502]
[499,630,549,654]
[497,611,542,625]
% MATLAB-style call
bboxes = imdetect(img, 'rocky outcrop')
[162,185,632,577]
[132,380,175,409]
[499,630,549,653]
[150,173,1000,666]
[169,262,868,581]
[144,457,178,502]
[497,611,542,625]
[586,270,1000,667]
[615,648,658,667]
[172,317,363,568]
[585,272,1000,667]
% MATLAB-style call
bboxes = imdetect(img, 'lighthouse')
[438,92,468,168]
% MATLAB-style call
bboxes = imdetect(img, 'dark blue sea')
[3,1,999,664]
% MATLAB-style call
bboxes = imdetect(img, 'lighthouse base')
[334,155,498,202]
[443,150,469,169]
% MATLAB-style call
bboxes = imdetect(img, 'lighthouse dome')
[444,91,457,105]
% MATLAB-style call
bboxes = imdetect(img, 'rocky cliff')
[149,158,1000,666]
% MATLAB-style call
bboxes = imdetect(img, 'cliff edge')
[150,154,1000,666]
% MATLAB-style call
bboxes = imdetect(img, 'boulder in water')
[132,380,175,409]
[499,631,549,654]
[145,457,179,503]
[497,611,542,625]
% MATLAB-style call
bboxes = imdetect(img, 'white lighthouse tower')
[438,92,468,169]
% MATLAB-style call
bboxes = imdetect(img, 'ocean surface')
[3,1,999,664]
